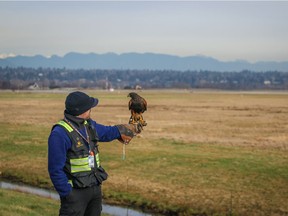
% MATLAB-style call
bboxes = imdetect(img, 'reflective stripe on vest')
[70,157,91,173]
[57,120,73,132]
[68,180,73,187]
[95,153,100,167]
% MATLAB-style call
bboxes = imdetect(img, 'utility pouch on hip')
[94,166,108,184]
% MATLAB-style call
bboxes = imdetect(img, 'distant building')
[264,80,271,85]
[28,83,40,90]
[135,85,142,90]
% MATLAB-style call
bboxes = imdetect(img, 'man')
[48,91,140,216]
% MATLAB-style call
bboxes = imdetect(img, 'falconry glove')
[116,124,142,144]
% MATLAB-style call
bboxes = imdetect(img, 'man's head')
[65,91,98,117]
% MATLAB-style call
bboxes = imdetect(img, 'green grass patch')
[0,122,49,155]
[0,188,59,216]
[0,122,51,187]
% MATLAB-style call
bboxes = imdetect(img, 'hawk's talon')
[129,113,147,128]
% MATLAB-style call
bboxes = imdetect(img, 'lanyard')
[64,118,100,169]
[64,118,90,146]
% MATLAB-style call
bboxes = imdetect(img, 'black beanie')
[65,91,99,116]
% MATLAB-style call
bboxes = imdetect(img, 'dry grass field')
[0,89,287,215]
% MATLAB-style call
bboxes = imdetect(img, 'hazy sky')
[0,1,288,62]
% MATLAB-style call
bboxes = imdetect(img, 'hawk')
[127,92,147,127]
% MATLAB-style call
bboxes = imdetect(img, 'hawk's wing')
[128,94,147,114]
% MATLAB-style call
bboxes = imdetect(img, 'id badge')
[88,155,95,168]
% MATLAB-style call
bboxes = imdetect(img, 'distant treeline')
[0,67,287,90]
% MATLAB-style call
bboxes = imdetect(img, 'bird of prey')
[127,92,147,127]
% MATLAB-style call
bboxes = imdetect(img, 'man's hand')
[116,124,142,144]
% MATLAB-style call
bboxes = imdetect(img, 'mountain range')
[0,52,287,72]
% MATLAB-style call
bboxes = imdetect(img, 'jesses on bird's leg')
[129,112,147,128]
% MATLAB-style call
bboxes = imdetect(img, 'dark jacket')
[48,112,121,197]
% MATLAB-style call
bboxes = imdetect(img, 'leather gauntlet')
[116,124,142,144]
